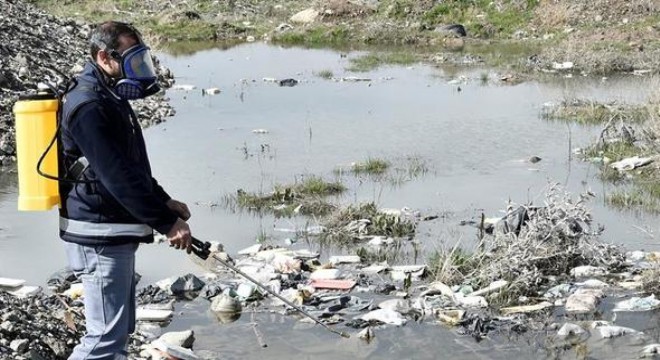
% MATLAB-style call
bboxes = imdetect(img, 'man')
[58,21,192,359]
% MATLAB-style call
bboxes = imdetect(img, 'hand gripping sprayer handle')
[190,237,350,338]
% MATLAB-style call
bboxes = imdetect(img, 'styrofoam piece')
[136,308,173,322]
[309,269,341,280]
[0,278,25,288]
[237,244,263,256]
[329,255,361,265]
[360,309,407,326]
[151,340,200,360]
[9,286,42,298]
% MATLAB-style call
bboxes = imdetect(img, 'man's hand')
[166,199,191,220]
[166,218,192,254]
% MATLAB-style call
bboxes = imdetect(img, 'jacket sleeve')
[69,102,179,235]
[152,177,172,202]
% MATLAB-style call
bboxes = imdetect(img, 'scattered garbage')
[557,323,586,336]
[0,277,25,288]
[136,308,174,322]
[310,279,357,290]
[613,294,660,312]
[329,255,361,265]
[278,78,299,87]
[595,325,639,338]
[552,61,574,70]
[500,301,553,315]
[202,87,221,95]
[210,292,242,314]
[610,156,653,171]
[171,84,197,91]
[642,344,660,357]
[360,308,407,326]
[565,288,603,313]
[570,265,607,278]
[357,327,374,341]
[435,309,465,325]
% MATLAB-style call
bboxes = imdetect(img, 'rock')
[528,156,542,163]
[435,24,467,37]
[158,274,205,295]
[557,323,586,336]
[10,338,29,353]
[278,78,299,87]
[290,8,319,24]
[276,23,294,32]
[158,330,195,349]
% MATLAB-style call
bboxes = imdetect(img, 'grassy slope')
[28,0,660,73]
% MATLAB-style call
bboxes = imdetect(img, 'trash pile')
[6,183,660,358]
[0,0,175,169]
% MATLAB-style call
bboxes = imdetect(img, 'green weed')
[352,158,390,175]
[347,52,417,72]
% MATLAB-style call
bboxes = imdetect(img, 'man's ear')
[96,49,109,66]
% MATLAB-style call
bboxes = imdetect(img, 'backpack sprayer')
[13,87,62,211]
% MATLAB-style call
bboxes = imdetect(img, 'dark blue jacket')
[58,62,178,245]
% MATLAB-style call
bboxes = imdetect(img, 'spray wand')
[190,237,350,339]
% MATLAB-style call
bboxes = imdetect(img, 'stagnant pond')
[1,43,660,359]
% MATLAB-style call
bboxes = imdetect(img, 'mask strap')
[91,38,122,61]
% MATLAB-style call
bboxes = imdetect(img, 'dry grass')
[431,184,626,307]
[533,1,571,30]
[542,99,650,125]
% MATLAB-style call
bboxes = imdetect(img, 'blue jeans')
[65,242,139,360]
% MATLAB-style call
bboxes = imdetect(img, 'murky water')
[2,43,660,358]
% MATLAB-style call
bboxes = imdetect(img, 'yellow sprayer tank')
[13,93,60,211]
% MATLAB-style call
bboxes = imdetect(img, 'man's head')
[89,21,141,78]
[88,21,161,99]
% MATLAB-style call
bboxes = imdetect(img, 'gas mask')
[94,40,161,100]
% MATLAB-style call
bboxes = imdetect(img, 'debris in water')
[278,78,299,87]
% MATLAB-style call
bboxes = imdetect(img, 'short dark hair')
[89,21,142,59]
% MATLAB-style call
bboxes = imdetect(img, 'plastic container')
[13,92,60,211]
